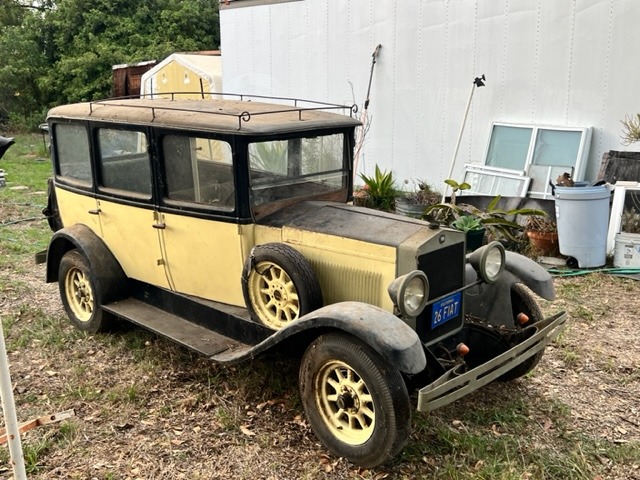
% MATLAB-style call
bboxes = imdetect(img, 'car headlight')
[467,241,505,284]
[388,270,430,318]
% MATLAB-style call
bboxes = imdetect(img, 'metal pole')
[442,75,486,202]
[0,318,27,480]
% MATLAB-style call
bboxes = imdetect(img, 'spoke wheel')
[299,333,411,467]
[64,264,94,322]
[315,359,376,445]
[248,261,300,329]
[499,283,545,381]
[58,249,115,333]
[242,243,322,330]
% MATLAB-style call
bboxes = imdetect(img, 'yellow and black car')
[39,94,566,467]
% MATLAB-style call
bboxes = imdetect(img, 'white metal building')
[220,0,640,194]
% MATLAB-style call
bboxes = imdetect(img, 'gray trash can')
[554,185,610,268]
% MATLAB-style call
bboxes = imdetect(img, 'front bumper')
[417,311,567,411]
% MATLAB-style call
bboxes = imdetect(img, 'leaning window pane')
[486,126,531,171]
[533,129,582,167]
[55,124,92,185]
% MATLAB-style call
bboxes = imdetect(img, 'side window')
[98,129,152,196]
[54,123,92,186]
[163,135,235,209]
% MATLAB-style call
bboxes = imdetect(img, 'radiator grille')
[417,242,465,341]
[310,260,382,306]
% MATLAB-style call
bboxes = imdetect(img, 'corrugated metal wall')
[220,0,640,186]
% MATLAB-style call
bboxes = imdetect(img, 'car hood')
[258,201,440,248]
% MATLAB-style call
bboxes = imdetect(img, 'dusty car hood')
[258,201,438,248]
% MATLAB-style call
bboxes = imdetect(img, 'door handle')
[152,222,166,229]
[88,209,101,215]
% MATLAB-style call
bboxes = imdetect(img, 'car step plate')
[103,298,244,357]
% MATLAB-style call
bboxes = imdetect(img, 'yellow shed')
[140,52,222,99]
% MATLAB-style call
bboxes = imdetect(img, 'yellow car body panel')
[95,198,171,290]
[56,188,102,237]
[254,225,397,312]
[160,213,251,306]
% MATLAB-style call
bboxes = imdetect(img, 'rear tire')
[299,333,411,467]
[58,249,115,333]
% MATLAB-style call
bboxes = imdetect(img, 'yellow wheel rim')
[314,359,375,445]
[64,266,94,323]
[248,261,300,329]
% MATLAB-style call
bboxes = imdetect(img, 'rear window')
[54,123,92,186]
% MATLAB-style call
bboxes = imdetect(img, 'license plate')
[431,292,462,329]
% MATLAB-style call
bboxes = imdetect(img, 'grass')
[0,134,52,269]
[0,135,638,478]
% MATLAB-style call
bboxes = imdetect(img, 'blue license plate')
[431,292,462,329]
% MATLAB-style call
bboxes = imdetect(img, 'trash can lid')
[554,185,610,200]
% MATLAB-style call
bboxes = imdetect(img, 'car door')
[94,126,171,289]
[155,132,249,306]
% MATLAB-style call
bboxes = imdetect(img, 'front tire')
[58,249,114,333]
[299,333,411,467]
[499,283,545,381]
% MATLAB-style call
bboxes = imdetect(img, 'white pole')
[0,317,27,480]
[442,75,486,203]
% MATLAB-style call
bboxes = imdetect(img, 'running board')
[103,298,250,358]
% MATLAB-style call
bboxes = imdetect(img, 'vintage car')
[39,94,566,467]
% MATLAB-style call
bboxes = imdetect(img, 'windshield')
[248,133,347,213]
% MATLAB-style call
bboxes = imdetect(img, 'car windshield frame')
[247,129,352,218]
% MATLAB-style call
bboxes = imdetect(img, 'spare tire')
[242,243,323,330]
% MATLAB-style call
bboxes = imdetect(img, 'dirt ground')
[1,243,639,479]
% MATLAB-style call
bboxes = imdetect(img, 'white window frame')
[473,123,592,199]
[607,181,640,254]
[460,164,530,198]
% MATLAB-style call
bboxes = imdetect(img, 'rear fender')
[45,224,129,303]
[237,302,426,375]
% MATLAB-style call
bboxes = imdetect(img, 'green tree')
[0,12,50,128]
[0,0,220,129]
[43,0,220,104]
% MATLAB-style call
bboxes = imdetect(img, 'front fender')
[215,302,426,375]
[503,251,555,300]
[464,251,555,327]
[465,251,555,300]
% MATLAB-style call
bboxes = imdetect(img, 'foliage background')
[0,0,220,130]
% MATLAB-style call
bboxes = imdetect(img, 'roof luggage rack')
[88,92,358,130]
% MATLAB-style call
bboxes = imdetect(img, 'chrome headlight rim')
[469,241,506,284]
[388,270,430,318]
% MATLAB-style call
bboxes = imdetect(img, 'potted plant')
[395,180,442,218]
[425,192,546,251]
[357,164,398,211]
[525,215,559,256]
[451,215,485,251]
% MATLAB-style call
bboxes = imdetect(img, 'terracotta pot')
[527,230,559,256]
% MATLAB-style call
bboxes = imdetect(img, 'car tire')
[299,332,411,468]
[58,249,116,333]
[499,283,545,381]
[242,243,323,330]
